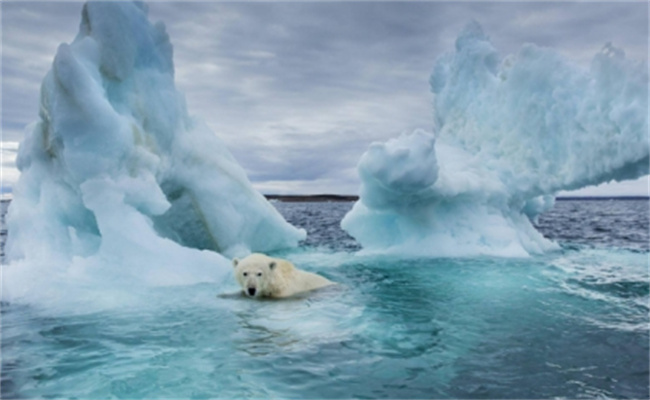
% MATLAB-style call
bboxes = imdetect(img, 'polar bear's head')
[232,253,278,298]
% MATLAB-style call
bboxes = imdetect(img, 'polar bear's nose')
[247,287,256,296]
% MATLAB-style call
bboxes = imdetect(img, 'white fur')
[233,253,334,298]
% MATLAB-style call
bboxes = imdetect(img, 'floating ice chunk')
[342,132,556,258]
[5,1,304,303]
[343,22,648,257]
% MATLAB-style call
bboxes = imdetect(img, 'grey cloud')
[2,1,83,142]
[234,126,377,182]
[150,1,648,195]
[159,2,448,96]
[2,1,647,195]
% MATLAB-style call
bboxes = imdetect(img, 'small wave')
[567,279,649,300]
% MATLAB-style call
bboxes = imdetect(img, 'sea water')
[1,199,648,399]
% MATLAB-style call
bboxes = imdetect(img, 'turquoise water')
[2,200,649,399]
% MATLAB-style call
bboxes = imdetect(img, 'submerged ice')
[343,22,648,257]
[4,2,305,301]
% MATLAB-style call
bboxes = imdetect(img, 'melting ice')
[4,2,305,304]
[342,22,649,257]
[3,3,648,307]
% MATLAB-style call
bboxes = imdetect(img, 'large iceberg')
[5,2,305,299]
[342,22,648,257]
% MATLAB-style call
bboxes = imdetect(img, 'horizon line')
[1,193,648,202]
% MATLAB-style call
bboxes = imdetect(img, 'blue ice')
[342,21,648,257]
[4,2,305,303]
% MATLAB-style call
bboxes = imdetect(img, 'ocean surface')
[1,198,648,399]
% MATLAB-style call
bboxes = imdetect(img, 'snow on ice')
[342,22,648,257]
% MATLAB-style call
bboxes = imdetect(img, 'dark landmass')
[556,196,649,201]
[264,194,359,202]
[2,195,648,205]
[264,195,649,202]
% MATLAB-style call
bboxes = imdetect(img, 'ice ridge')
[342,22,648,257]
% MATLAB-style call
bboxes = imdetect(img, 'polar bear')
[233,253,334,298]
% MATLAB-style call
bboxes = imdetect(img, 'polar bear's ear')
[232,258,239,268]
[269,261,277,270]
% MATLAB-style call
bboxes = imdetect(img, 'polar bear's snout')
[247,287,257,297]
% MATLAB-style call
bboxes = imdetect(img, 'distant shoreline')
[263,195,650,203]
[264,194,359,202]
[554,196,649,201]
[1,195,648,204]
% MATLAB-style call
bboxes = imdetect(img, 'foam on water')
[2,200,648,398]
[3,241,648,399]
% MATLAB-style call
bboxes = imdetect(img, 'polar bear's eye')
[242,272,248,277]
[257,272,262,277]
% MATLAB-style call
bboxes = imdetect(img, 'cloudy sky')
[2,1,648,196]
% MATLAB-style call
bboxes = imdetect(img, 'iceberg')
[4,2,305,300]
[342,22,648,257]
